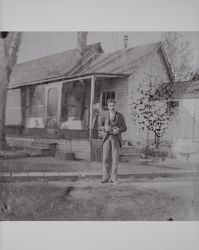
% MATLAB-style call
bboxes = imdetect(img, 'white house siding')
[6,89,22,125]
[167,99,199,140]
[126,51,170,145]
[98,52,170,145]
[168,99,199,160]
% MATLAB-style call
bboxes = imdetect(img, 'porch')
[7,73,128,160]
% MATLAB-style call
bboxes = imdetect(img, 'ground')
[0,157,199,221]
[1,180,199,221]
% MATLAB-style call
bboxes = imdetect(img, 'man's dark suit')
[99,111,127,182]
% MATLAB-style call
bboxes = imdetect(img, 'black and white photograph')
[0,31,199,221]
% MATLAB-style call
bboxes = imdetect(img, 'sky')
[17,32,199,69]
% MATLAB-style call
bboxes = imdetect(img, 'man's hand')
[112,127,120,135]
[104,126,112,132]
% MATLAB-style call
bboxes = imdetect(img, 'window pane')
[111,92,115,99]
[102,91,116,110]
[47,88,58,116]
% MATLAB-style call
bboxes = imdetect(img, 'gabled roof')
[9,42,103,88]
[9,41,173,89]
[157,80,199,99]
[81,42,174,82]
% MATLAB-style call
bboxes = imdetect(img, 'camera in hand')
[107,126,118,135]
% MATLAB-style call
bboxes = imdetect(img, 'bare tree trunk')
[0,32,21,150]
[0,39,9,149]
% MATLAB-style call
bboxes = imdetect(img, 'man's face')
[107,102,116,112]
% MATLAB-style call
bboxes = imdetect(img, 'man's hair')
[107,99,116,105]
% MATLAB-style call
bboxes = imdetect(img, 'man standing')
[99,99,127,184]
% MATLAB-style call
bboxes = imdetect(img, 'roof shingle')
[10,49,81,87]
[10,43,103,88]
[81,42,160,75]
[9,41,169,89]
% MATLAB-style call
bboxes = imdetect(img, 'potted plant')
[153,147,169,161]
[46,119,58,135]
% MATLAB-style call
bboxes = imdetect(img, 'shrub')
[47,119,58,129]
[139,146,169,159]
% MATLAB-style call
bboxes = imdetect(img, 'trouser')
[102,135,120,181]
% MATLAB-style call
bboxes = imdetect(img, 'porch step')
[119,152,142,162]
[21,148,54,157]
[120,146,137,154]
[6,137,57,157]
[55,151,75,160]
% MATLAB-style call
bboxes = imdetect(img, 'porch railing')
[5,125,99,140]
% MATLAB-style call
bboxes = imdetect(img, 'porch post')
[20,87,27,127]
[89,76,95,139]
[58,82,63,124]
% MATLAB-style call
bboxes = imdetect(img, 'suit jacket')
[98,111,127,147]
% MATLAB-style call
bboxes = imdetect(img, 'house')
[157,79,199,162]
[6,34,174,160]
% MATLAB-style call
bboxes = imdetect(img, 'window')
[166,100,179,116]
[47,87,58,117]
[102,91,115,110]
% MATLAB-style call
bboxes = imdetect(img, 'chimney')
[77,31,88,54]
[123,35,128,49]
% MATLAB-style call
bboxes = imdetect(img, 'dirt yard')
[1,180,199,221]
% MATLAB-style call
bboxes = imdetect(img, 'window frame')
[101,90,116,110]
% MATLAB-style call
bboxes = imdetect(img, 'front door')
[45,82,62,126]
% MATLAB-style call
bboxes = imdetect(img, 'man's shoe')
[101,179,109,183]
[108,179,113,183]
[112,180,119,184]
